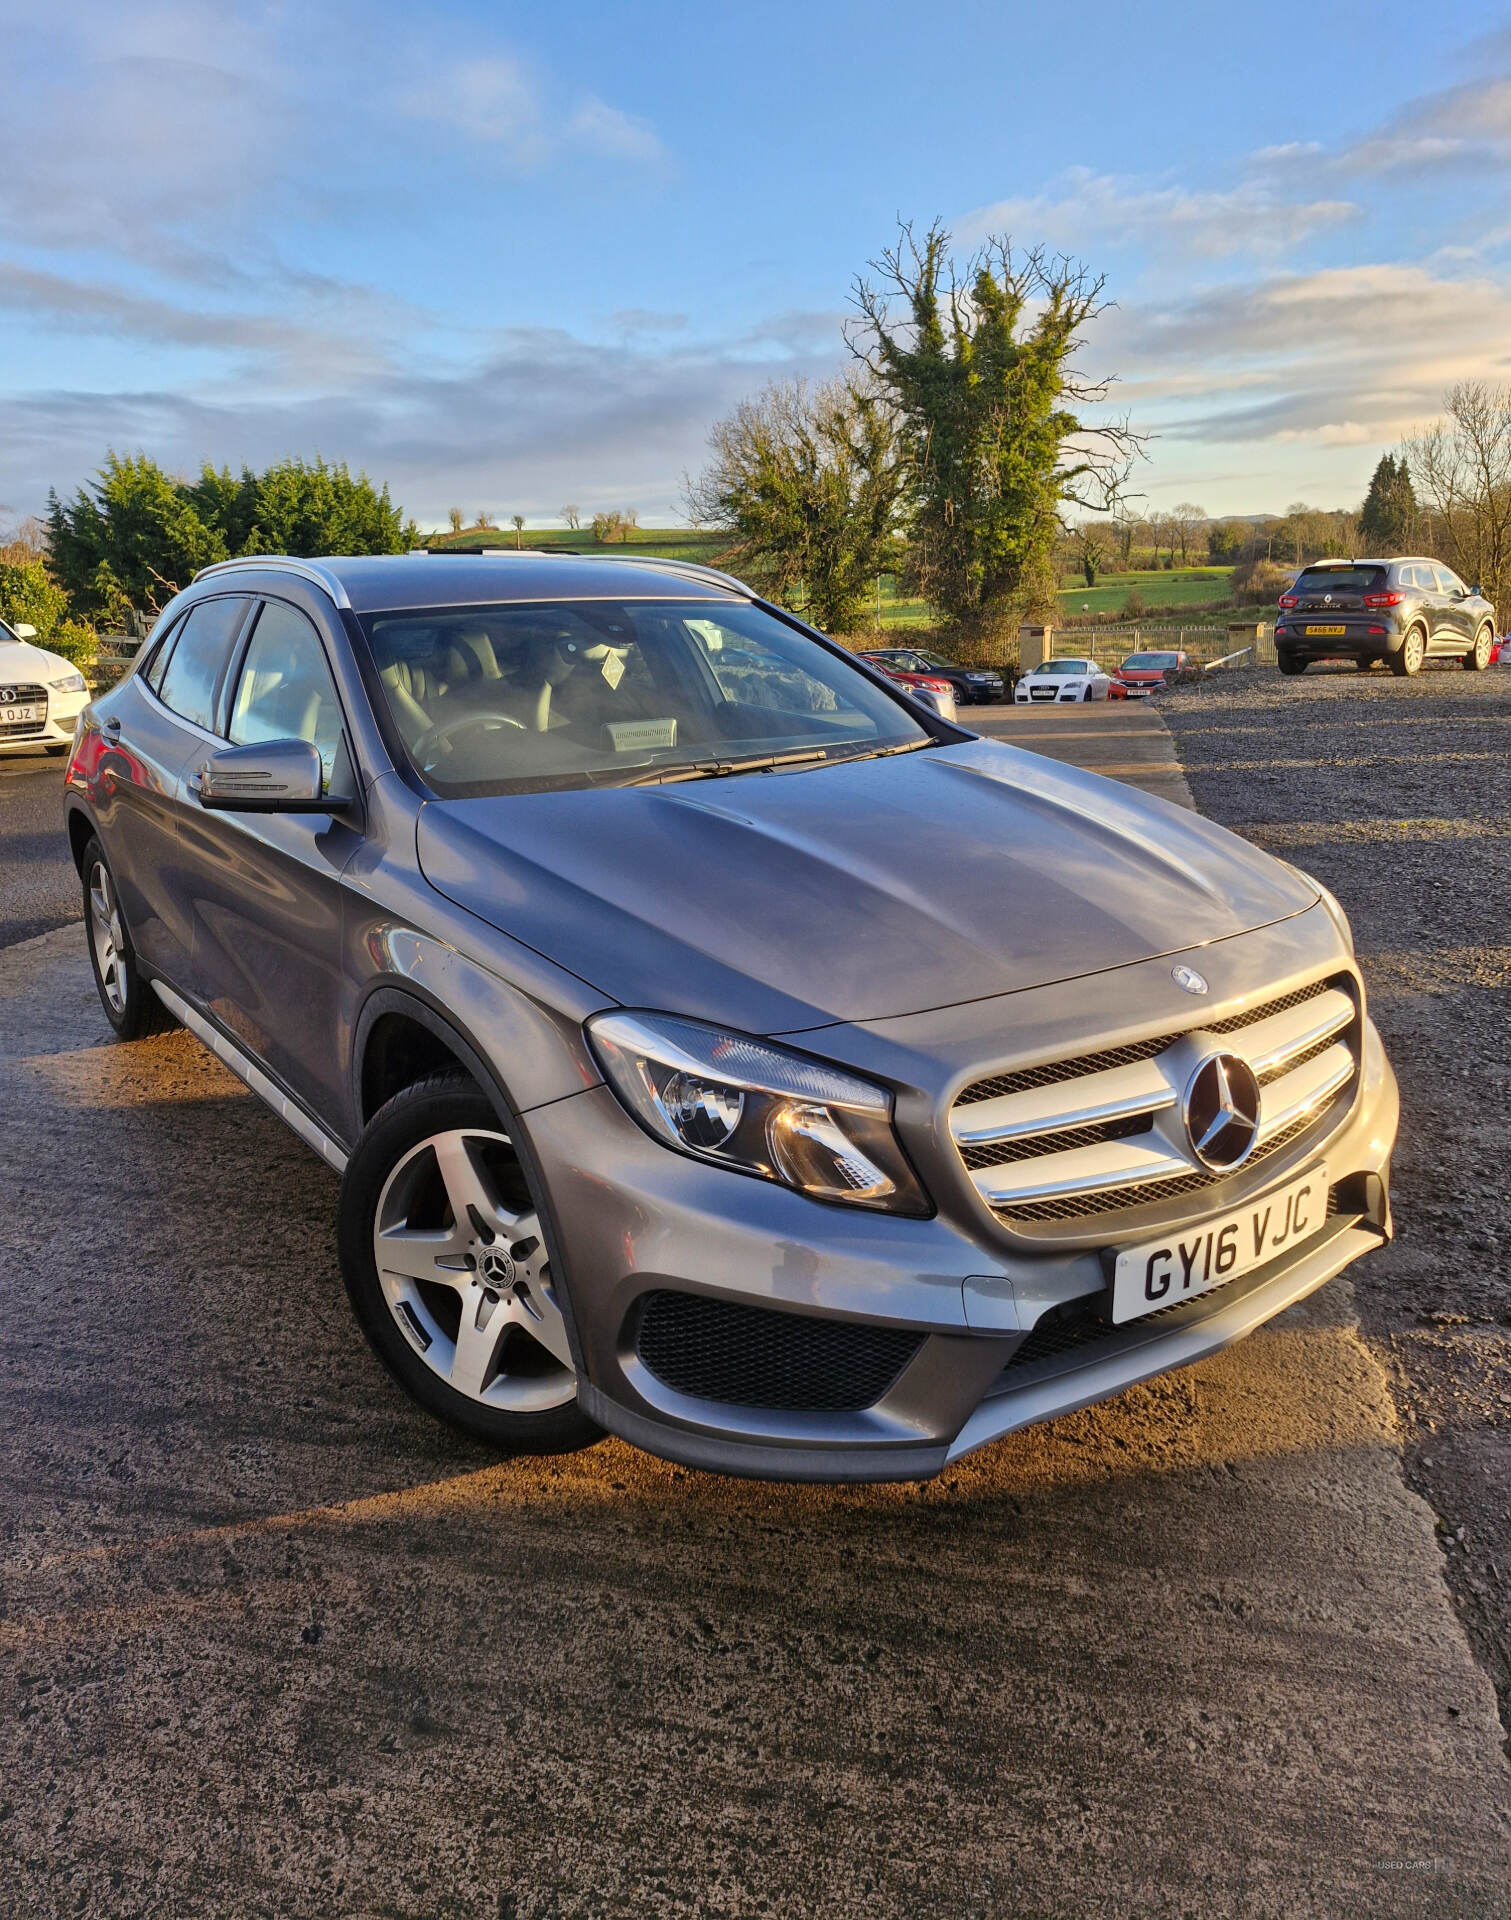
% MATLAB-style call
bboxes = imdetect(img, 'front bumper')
[523,923,1399,1483]
[0,688,87,753]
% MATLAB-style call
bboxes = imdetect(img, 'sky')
[3,0,1510,532]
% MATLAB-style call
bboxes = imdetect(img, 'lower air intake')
[635,1290,922,1412]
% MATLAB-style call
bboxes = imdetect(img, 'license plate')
[1111,1164,1327,1324]
[1,704,42,724]
[1304,624,1346,636]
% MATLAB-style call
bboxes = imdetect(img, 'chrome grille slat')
[950,973,1360,1229]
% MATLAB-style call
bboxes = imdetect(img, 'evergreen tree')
[47,452,415,616]
[1359,453,1417,552]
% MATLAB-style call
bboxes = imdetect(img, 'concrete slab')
[2,926,1508,1917]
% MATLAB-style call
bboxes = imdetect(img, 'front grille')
[0,682,48,740]
[634,1290,922,1412]
[950,974,1359,1230]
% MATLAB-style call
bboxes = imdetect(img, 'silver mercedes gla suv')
[63,553,1398,1480]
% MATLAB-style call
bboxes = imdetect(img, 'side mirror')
[12,623,37,640]
[195,738,338,812]
[1471,584,1484,598]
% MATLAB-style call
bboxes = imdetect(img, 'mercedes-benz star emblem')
[1183,1053,1262,1172]
[478,1246,516,1290]
[1171,964,1209,995]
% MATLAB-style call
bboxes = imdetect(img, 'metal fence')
[1058,624,1277,671]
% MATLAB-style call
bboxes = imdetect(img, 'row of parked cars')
[858,645,1194,711]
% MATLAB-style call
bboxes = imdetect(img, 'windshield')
[1039,659,1091,676]
[360,598,931,797]
[1121,652,1179,669]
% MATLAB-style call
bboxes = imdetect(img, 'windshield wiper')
[613,746,833,788]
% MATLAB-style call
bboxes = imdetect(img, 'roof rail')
[589,553,752,595]
[191,555,352,609]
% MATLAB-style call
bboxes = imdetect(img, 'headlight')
[48,671,86,693]
[586,1011,929,1214]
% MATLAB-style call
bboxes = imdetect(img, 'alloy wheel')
[1403,628,1425,675]
[372,1126,576,1411]
[88,860,128,1015]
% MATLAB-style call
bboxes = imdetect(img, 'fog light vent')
[635,1290,922,1412]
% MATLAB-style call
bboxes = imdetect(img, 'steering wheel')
[412,709,527,761]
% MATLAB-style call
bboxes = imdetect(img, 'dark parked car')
[1274,557,1496,676]
[860,647,1004,704]
[63,551,1397,1483]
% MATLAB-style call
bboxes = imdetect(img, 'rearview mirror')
[195,738,340,812]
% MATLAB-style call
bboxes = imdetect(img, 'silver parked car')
[63,553,1398,1481]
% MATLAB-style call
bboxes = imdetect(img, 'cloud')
[1099,262,1511,448]
[960,168,1358,260]
[0,318,846,525]
[1256,74,1511,182]
[400,58,668,173]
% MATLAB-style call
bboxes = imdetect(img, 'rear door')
[97,596,252,980]
[176,596,363,1124]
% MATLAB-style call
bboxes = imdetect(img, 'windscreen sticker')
[605,717,677,753]
[600,650,626,690]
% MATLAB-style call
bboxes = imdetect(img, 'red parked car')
[1112,649,1195,698]
[856,650,958,717]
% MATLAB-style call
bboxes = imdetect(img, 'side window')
[157,597,248,731]
[229,600,345,790]
[1435,566,1465,596]
[140,616,183,696]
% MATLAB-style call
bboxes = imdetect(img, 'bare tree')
[476,509,495,529]
[1110,510,1139,568]
[591,510,624,544]
[511,513,525,549]
[447,507,464,533]
[1406,381,1511,608]
[560,504,581,531]
[1169,503,1208,567]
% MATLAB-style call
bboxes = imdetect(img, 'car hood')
[416,736,1316,1034]
[0,638,66,682]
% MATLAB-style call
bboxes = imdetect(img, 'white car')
[1014,656,1112,704]
[0,619,90,755]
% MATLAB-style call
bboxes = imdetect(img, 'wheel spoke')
[431,1132,497,1234]
[375,1223,469,1284]
[449,1281,507,1397]
[505,1276,574,1370]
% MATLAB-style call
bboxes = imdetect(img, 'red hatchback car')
[1113,649,1194,698]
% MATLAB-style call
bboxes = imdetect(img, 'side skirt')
[150,979,350,1174]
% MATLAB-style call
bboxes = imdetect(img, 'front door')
[177,597,363,1128]
[1433,566,1474,651]
[97,596,251,979]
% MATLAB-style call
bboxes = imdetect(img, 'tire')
[1464,623,1494,672]
[1277,653,1307,676]
[338,1069,602,1456]
[1390,626,1425,677]
[81,836,174,1040]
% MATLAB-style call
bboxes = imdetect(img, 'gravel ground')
[1162,663,1511,1751]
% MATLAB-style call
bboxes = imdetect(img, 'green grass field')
[420,532,1241,633]
[1057,567,1231,617]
